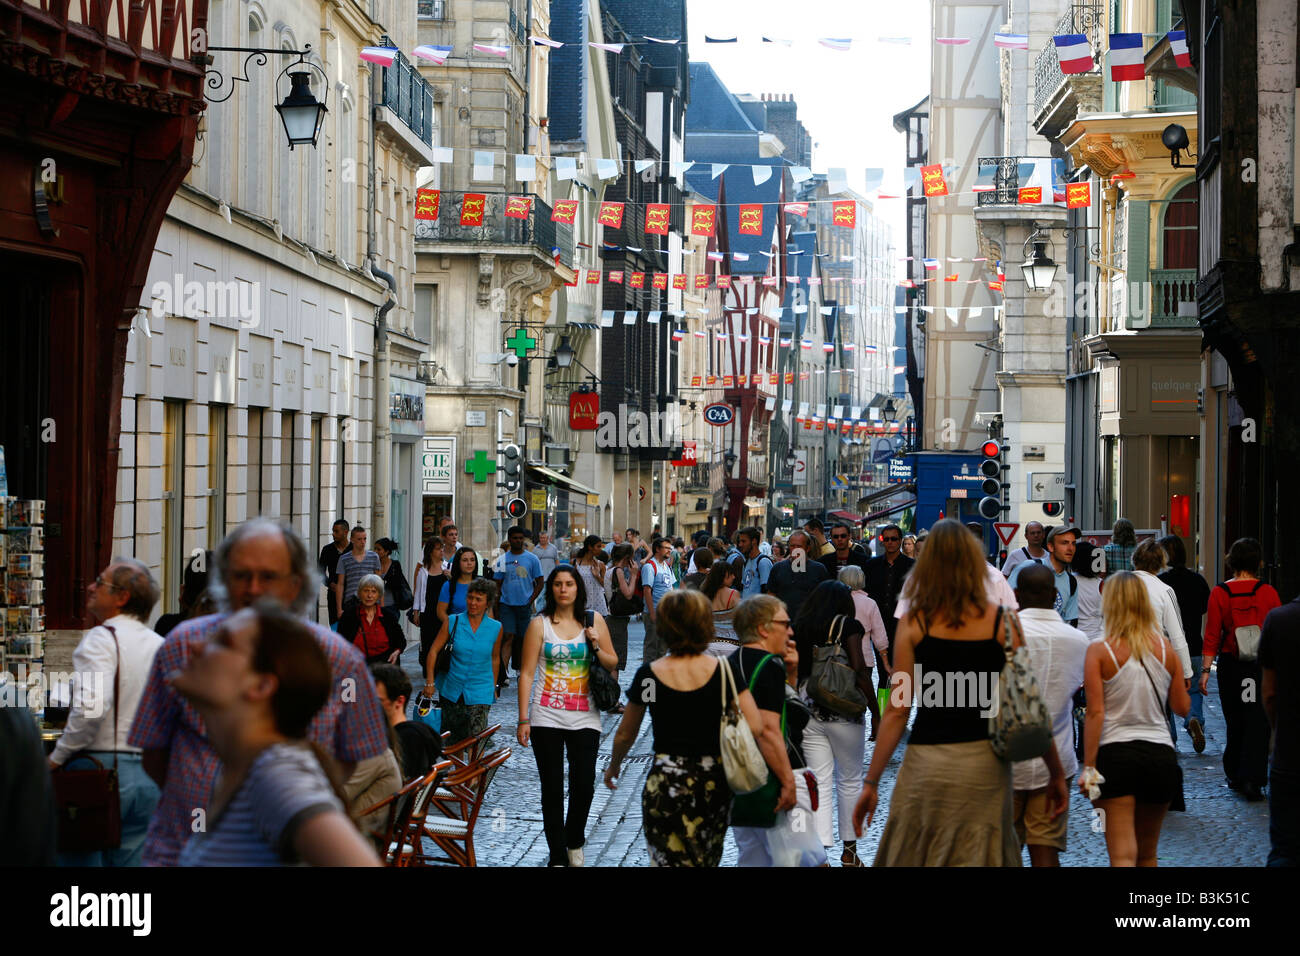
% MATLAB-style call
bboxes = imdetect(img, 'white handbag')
[718,658,769,794]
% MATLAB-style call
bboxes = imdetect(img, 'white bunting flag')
[595,157,620,180]
[601,311,616,328]
[514,154,536,181]
[623,311,637,325]
[753,165,772,186]
[555,157,577,180]
[472,151,494,181]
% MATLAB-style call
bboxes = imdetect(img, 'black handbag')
[587,641,621,711]
[435,614,459,675]
[51,626,123,852]
[1139,649,1186,813]
[388,563,414,611]
[609,567,644,616]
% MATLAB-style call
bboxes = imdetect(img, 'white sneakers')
[567,847,585,867]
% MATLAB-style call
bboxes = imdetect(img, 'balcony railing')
[975,157,1024,207]
[414,191,575,266]
[1150,269,1198,326]
[1033,3,1103,118]
[380,42,435,146]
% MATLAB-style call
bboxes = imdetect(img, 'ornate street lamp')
[204,44,329,150]
[275,68,328,149]
[1020,230,1059,292]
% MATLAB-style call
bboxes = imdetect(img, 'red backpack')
[1217,582,1266,661]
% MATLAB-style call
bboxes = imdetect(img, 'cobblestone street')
[401,618,1271,867]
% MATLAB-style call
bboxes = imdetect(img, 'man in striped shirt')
[129,518,390,866]
[334,525,380,619]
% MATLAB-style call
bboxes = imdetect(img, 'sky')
[685,0,933,252]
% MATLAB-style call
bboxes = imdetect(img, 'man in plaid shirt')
[1103,517,1139,573]
[129,518,390,866]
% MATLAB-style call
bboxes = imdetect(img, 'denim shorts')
[498,603,534,639]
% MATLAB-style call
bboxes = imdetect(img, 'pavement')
[398,619,1271,867]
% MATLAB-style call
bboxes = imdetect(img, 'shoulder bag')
[51,625,123,852]
[609,567,644,616]
[988,607,1054,762]
[729,653,783,828]
[1138,642,1186,812]
[388,563,414,611]
[719,656,769,796]
[434,614,459,675]
[805,614,869,718]
[586,635,621,712]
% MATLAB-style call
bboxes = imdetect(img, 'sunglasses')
[880,536,901,542]
[770,618,793,629]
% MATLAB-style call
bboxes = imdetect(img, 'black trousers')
[1217,654,1270,787]
[530,726,600,865]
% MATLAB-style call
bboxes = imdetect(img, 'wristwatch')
[1201,666,1212,673]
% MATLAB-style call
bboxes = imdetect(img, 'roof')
[600,0,689,96]
[684,162,786,274]
[685,62,759,133]
[547,0,588,143]
[891,95,929,133]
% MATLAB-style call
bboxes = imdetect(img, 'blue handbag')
[412,692,442,733]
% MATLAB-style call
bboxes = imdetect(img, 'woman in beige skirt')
[851,519,1069,866]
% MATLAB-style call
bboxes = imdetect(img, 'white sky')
[685,0,933,255]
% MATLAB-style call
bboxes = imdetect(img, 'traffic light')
[501,443,521,493]
[505,497,528,520]
[977,439,1009,520]
[1042,501,1063,518]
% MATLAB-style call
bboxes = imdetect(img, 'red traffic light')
[505,498,528,519]
[981,440,1001,458]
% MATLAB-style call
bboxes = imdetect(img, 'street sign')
[672,440,697,467]
[888,458,913,483]
[1027,472,1066,501]
[994,522,1020,547]
[791,450,807,486]
[703,402,735,426]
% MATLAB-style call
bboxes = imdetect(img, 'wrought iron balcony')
[1033,3,1103,120]
[414,191,575,266]
[379,42,434,146]
[1150,269,1198,327]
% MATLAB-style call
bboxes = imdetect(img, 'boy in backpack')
[1008,525,1080,626]
[1201,537,1280,801]
[737,526,773,598]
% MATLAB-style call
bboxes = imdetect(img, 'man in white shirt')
[1129,539,1194,683]
[49,558,164,867]
[1010,563,1089,867]
[1002,522,1047,578]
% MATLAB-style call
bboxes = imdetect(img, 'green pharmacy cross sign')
[505,327,537,358]
[465,451,497,483]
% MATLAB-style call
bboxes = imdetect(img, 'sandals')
[840,843,865,868]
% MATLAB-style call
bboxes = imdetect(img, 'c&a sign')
[569,390,600,430]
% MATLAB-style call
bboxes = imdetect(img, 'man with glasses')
[129,518,390,866]
[640,537,677,663]
[863,524,914,674]
[819,522,871,579]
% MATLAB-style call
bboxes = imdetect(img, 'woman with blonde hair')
[1080,571,1190,866]
[852,519,1068,866]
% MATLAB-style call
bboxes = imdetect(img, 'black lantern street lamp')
[204,44,330,150]
[276,69,328,149]
[554,336,576,369]
[883,398,898,423]
[1020,231,1059,292]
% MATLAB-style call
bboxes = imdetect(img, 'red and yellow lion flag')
[645,203,671,235]
[504,195,533,219]
[716,274,731,288]
[586,269,601,284]
[460,193,487,226]
[737,203,764,235]
[652,273,669,290]
[920,163,949,197]
[608,270,624,284]
[598,201,625,228]
[629,272,645,288]
[551,199,579,224]
[691,204,717,236]
[1017,186,1042,204]
[695,274,710,289]
[415,188,441,220]
[672,274,687,290]
[1066,181,1091,209]
[831,200,856,228]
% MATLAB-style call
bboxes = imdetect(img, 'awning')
[829,510,863,523]
[861,498,917,523]
[526,464,601,498]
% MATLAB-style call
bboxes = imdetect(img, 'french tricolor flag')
[707,251,725,262]
[413,45,454,64]
[1109,33,1146,81]
[1168,30,1191,68]
[671,328,685,342]
[923,258,939,270]
[1053,34,1093,75]
[360,47,399,67]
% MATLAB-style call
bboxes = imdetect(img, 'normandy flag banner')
[737,203,764,235]
[691,204,717,236]
[1018,186,1042,204]
[920,164,948,197]
[716,275,731,288]
[672,274,687,290]
[629,272,645,288]
[645,203,671,235]
[1066,181,1091,208]
[551,199,579,223]
[695,275,710,289]
[598,201,625,228]
[652,273,669,290]
[460,193,487,226]
[503,195,532,219]
[832,199,856,228]
[414,188,440,220]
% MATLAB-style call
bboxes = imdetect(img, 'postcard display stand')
[0,498,46,671]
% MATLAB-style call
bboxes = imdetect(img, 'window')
[247,407,265,517]
[338,97,356,265]
[417,0,446,18]
[311,415,323,539]
[414,285,436,345]
[281,411,296,524]
[208,404,229,544]
[243,14,266,213]
[162,400,187,613]
[337,415,348,520]
[1162,182,1198,269]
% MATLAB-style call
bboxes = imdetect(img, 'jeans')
[1268,767,1300,867]
[1217,655,1269,787]
[530,726,600,865]
[56,752,159,868]
[1183,655,1205,729]
[801,716,866,847]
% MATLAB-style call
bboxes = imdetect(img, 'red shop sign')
[569,390,600,430]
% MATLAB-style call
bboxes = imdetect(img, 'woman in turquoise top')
[422,578,503,745]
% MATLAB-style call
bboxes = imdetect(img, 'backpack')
[805,614,869,718]
[1217,581,1266,662]
[744,554,773,592]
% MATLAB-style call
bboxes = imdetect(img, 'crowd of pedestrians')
[7,504,1297,870]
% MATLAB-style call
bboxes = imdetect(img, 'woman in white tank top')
[1080,572,1191,867]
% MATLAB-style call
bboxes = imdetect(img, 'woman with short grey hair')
[337,574,406,665]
